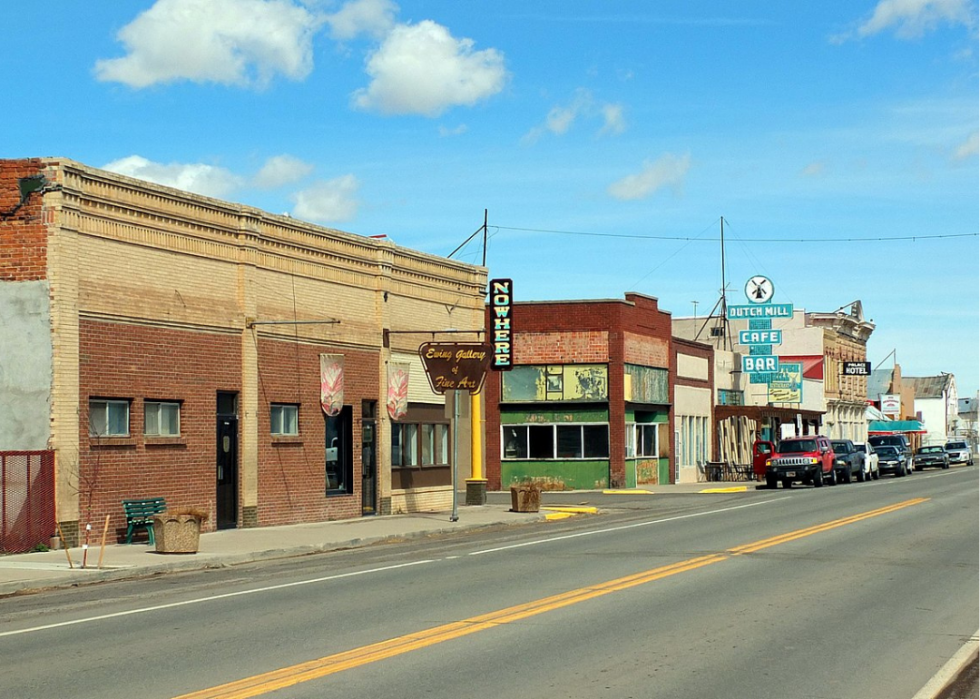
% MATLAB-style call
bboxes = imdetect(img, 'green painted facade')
[501,460,610,491]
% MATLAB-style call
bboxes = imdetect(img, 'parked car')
[830,439,865,483]
[913,445,950,470]
[853,441,880,481]
[869,435,913,473]
[875,445,909,477]
[765,435,836,489]
[944,440,975,466]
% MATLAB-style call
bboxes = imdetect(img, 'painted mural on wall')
[623,364,668,403]
[502,364,608,402]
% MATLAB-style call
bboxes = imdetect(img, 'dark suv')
[765,436,836,489]
[830,439,865,483]
[869,435,912,474]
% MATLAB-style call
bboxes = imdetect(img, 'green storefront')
[498,363,671,489]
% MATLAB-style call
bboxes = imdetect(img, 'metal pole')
[720,217,729,351]
[450,390,460,522]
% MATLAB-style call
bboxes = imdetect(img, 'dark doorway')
[325,406,353,495]
[361,400,377,515]
[216,392,239,529]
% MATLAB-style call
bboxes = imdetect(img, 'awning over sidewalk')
[865,405,886,421]
[868,420,926,434]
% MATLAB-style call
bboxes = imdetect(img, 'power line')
[491,225,977,243]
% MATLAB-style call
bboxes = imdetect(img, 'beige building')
[0,157,486,545]
[673,298,874,461]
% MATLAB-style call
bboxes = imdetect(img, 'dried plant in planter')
[170,506,209,521]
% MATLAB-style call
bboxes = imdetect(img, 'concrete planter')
[153,513,203,554]
[510,484,540,513]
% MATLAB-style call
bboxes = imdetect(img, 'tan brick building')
[0,158,486,545]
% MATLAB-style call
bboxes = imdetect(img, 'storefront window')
[502,424,609,460]
[392,421,448,468]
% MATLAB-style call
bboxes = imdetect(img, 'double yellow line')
[175,497,928,699]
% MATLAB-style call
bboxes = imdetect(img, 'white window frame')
[145,401,181,436]
[89,399,130,437]
[270,403,299,436]
[626,423,659,458]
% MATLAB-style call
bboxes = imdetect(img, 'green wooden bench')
[123,497,167,544]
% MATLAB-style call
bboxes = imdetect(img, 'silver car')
[944,440,975,466]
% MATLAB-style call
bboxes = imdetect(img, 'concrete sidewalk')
[0,504,552,598]
[0,482,753,598]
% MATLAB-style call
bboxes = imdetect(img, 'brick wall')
[515,330,609,364]
[78,320,241,541]
[0,159,49,281]
[255,337,379,525]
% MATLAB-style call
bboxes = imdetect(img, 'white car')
[853,442,880,480]
[944,440,975,466]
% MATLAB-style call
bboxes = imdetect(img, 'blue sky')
[2,0,978,397]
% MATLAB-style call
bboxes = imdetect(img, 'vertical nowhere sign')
[490,278,513,370]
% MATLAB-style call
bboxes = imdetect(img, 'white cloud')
[102,155,242,198]
[600,103,627,135]
[292,175,361,223]
[523,90,626,144]
[845,0,975,40]
[607,153,691,201]
[94,0,319,88]
[252,155,315,189]
[351,20,507,116]
[952,131,979,161]
[800,161,827,177]
[438,124,468,137]
[325,0,397,41]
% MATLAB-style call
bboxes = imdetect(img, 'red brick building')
[483,293,674,490]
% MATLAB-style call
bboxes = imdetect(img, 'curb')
[911,631,980,699]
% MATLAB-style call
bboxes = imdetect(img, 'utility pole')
[719,217,730,351]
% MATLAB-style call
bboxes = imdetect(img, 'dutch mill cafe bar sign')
[727,275,799,397]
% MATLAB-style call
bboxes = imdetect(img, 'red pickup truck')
[755,436,836,489]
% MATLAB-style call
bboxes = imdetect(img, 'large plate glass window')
[501,423,609,460]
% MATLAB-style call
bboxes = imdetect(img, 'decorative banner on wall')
[319,354,344,416]
[386,362,410,420]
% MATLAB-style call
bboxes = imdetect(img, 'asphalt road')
[0,469,976,699]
